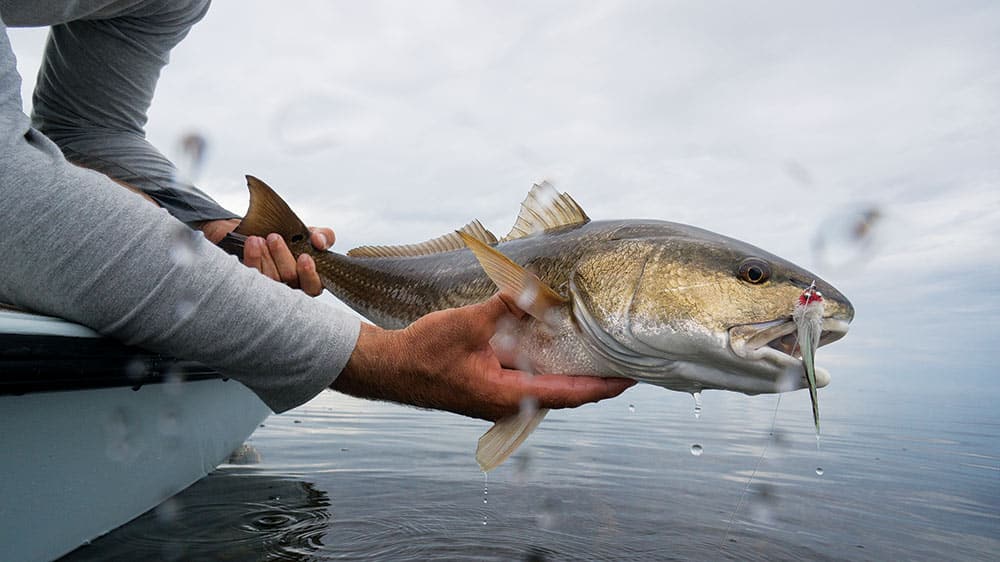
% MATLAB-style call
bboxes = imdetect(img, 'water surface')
[63,378,999,561]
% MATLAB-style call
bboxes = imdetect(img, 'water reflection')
[61,386,999,561]
[62,470,331,561]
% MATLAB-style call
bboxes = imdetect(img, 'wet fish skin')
[232,176,855,469]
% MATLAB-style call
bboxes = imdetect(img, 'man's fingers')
[243,236,263,272]
[267,234,299,287]
[309,227,335,250]
[519,374,636,409]
[245,235,277,280]
[297,254,323,296]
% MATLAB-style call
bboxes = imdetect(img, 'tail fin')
[476,408,549,472]
[233,175,311,242]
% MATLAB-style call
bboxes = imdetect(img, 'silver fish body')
[233,177,855,469]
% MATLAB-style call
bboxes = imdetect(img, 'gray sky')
[9,1,1000,387]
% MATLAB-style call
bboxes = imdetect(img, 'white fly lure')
[793,282,824,434]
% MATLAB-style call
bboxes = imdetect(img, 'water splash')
[815,467,825,476]
[690,444,704,456]
[227,443,262,465]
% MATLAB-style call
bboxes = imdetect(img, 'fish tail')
[233,175,312,243]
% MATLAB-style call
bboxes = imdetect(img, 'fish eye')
[738,258,771,285]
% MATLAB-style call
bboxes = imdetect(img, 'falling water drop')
[692,391,703,419]
[812,204,884,269]
[155,497,180,523]
[815,467,825,476]
[175,132,208,183]
[690,443,703,456]
[482,472,489,526]
[168,225,198,266]
[628,403,635,414]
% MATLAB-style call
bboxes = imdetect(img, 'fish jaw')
[728,316,851,392]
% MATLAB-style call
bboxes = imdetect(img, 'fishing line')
[721,392,782,547]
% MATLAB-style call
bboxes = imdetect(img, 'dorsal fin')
[502,181,589,242]
[348,220,497,258]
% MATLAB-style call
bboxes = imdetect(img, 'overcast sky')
[8,1,999,388]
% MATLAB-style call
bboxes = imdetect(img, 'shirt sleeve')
[1,15,361,412]
[28,0,238,224]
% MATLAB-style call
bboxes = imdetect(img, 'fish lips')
[728,317,851,390]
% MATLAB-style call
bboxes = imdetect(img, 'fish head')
[570,223,854,395]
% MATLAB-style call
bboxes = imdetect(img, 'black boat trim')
[0,334,223,395]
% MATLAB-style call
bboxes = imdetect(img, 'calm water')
[62,376,998,561]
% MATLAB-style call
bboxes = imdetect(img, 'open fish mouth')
[728,317,850,362]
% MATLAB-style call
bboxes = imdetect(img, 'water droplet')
[155,497,180,523]
[628,403,635,414]
[158,406,181,437]
[815,467,824,476]
[515,283,540,312]
[519,395,539,420]
[175,132,208,183]
[293,419,302,424]
[812,205,884,269]
[692,391,702,419]
[174,299,196,323]
[104,407,139,462]
[536,496,560,530]
[168,225,199,266]
[515,448,533,484]
[125,359,147,381]
[784,160,814,186]
[690,443,703,456]
[161,367,185,397]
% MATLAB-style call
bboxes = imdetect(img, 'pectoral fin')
[476,408,549,472]
[457,231,566,324]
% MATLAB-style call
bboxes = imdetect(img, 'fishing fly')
[792,281,824,434]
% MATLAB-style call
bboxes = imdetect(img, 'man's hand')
[333,295,635,421]
[199,218,334,297]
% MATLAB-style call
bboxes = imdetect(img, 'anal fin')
[476,408,549,472]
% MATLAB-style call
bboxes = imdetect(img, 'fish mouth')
[728,317,851,385]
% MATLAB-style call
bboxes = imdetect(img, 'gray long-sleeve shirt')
[0,0,362,412]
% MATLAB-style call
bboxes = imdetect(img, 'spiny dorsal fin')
[234,175,311,241]
[502,181,589,242]
[348,220,497,258]
[457,231,567,324]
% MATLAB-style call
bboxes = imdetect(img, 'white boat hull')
[0,309,270,561]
